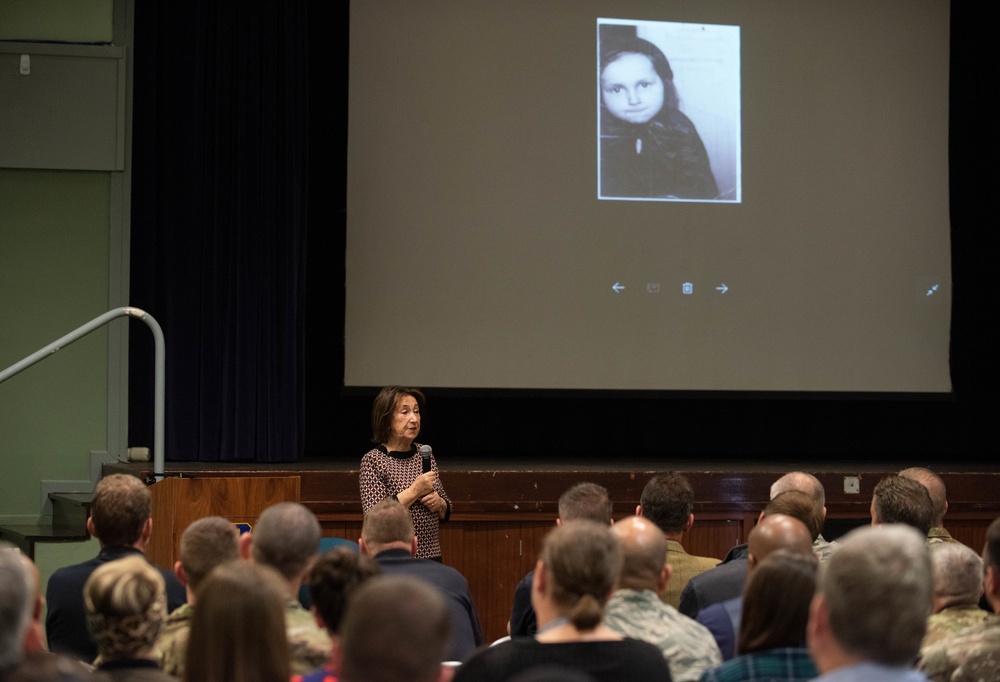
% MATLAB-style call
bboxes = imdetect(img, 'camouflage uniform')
[155,602,194,677]
[286,598,332,675]
[812,534,839,562]
[921,605,990,650]
[604,587,723,682]
[919,614,1000,682]
[926,527,962,546]
[661,540,720,609]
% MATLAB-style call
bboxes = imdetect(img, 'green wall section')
[0,169,111,518]
[0,0,113,42]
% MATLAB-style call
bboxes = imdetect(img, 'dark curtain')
[129,1,309,462]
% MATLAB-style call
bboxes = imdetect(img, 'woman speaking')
[359,386,451,560]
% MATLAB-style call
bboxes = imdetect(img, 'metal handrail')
[0,307,165,481]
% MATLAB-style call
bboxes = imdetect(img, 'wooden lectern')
[146,476,300,570]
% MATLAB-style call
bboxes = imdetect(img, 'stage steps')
[0,492,92,559]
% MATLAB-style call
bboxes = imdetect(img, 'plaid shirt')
[699,647,817,682]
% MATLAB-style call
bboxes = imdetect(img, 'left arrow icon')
[612,282,625,293]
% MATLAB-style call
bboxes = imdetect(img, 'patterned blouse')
[359,444,451,559]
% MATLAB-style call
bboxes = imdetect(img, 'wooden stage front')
[105,460,1000,643]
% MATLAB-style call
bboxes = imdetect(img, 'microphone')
[419,444,432,473]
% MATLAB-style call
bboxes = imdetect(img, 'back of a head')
[89,474,151,547]
[558,482,613,525]
[898,467,948,528]
[541,520,623,631]
[306,547,381,635]
[872,475,935,536]
[184,561,290,682]
[748,514,814,565]
[0,544,34,670]
[361,498,415,547]
[251,502,321,581]
[84,555,166,662]
[770,472,826,509]
[764,491,823,542]
[180,516,240,594]
[339,575,450,682]
[930,542,983,608]
[639,472,693,534]
[985,516,1000,572]
[611,516,667,591]
[738,551,819,655]
[818,524,932,665]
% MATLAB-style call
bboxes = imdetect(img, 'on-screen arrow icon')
[612,282,625,293]
[716,284,729,294]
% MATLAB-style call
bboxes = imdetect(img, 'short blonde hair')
[84,555,166,661]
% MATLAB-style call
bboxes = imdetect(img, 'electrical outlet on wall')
[844,476,860,494]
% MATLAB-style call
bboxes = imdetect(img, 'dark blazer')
[677,543,749,619]
[45,546,186,662]
[373,547,484,661]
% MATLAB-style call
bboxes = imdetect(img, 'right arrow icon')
[716,284,728,294]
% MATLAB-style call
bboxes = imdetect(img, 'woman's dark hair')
[370,385,425,444]
[540,520,622,631]
[600,36,679,116]
[737,551,819,655]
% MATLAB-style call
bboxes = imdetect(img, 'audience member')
[240,502,331,675]
[919,516,1000,682]
[45,474,186,662]
[871,474,935,538]
[293,547,381,682]
[603,516,722,681]
[807,524,933,681]
[455,520,672,682]
[769,472,839,561]
[4,651,93,682]
[898,467,961,546]
[155,516,241,677]
[699,551,819,682]
[1,543,42,675]
[921,542,988,651]
[336,575,452,682]
[183,560,290,682]
[637,473,720,608]
[509,482,614,637]
[696,513,814,660]
[360,498,483,661]
[84,554,173,681]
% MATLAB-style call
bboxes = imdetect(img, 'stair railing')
[0,307,166,482]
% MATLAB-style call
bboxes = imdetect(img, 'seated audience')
[183,561,290,682]
[293,547,381,682]
[155,515,241,677]
[1,544,45,675]
[679,470,830,619]
[241,502,331,675]
[509,482,614,637]
[636,473,720,608]
[696,512,814,660]
[360,498,483,661]
[46,474,186,662]
[807,524,933,681]
[83,554,174,681]
[921,542,988,651]
[454,520,672,682]
[699,551,819,682]
[898,467,962,546]
[335,574,452,682]
[603,516,722,681]
[769,472,839,561]
[919,516,1000,682]
[4,651,93,682]
[871,474,935,539]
